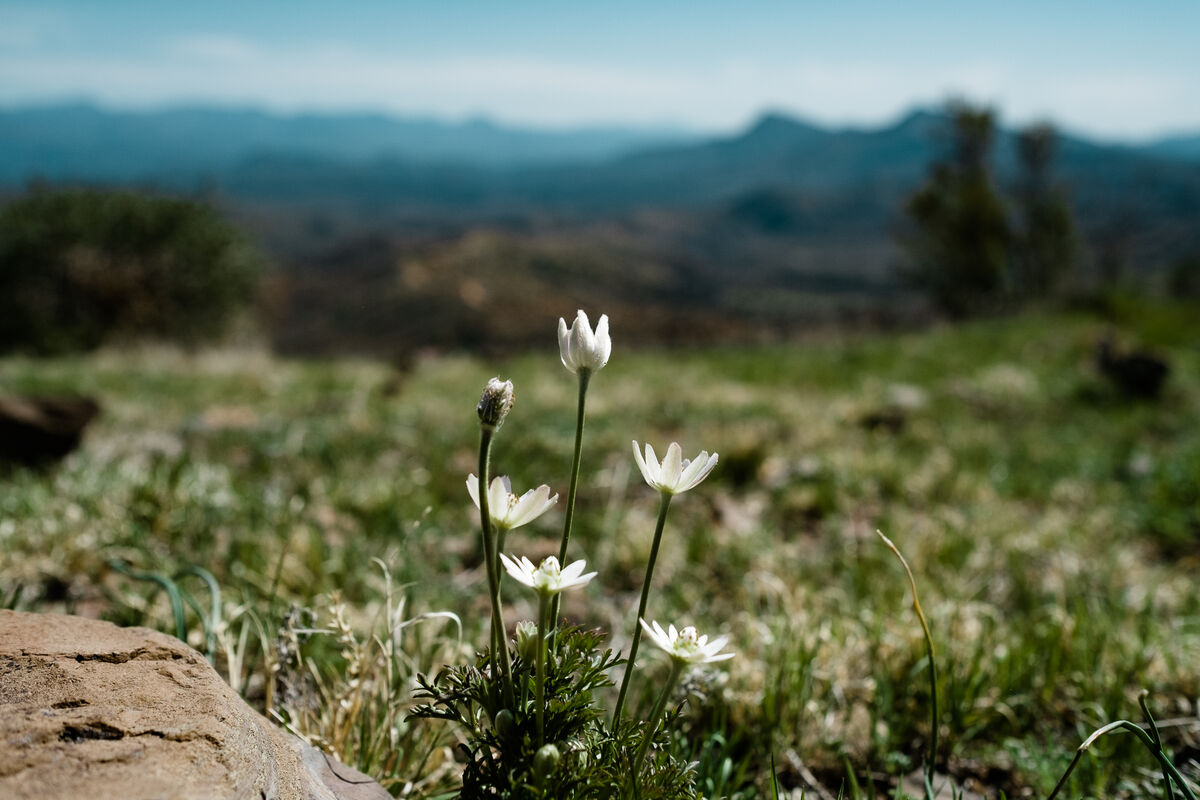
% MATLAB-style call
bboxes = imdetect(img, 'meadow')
[2,300,1198,798]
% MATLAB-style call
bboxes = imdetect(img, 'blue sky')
[2,1,1198,141]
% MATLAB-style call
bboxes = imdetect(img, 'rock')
[1096,337,1170,399]
[0,395,100,467]
[0,610,390,800]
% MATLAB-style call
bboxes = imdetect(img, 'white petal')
[643,442,661,483]
[661,443,684,490]
[466,474,481,508]
[632,440,654,486]
[509,485,555,528]
[678,451,718,491]
[641,619,669,652]
[558,317,575,371]
[677,454,707,489]
[592,314,611,369]
[569,310,591,362]
[499,553,529,585]
[562,569,596,591]
[487,476,511,511]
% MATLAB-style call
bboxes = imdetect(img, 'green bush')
[0,187,262,353]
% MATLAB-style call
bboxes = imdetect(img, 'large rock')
[0,395,100,466]
[0,610,390,800]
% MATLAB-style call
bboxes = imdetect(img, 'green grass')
[2,305,1199,798]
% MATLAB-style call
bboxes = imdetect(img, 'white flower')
[558,310,611,374]
[499,554,597,597]
[639,619,734,664]
[631,441,718,495]
[467,475,558,530]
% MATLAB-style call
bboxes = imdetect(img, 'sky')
[2,1,1199,142]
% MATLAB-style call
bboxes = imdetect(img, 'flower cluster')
[417,309,733,796]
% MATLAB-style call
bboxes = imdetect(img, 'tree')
[0,187,263,354]
[901,102,1012,317]
[1011,123,1079,299]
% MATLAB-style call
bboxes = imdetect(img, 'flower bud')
[533,743,561,778]
[476,377,514,431]
[558,310,611,375]
[515,620,540,663]
[493,708,516,739]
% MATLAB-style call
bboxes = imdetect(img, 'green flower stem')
[1046,718,1199,800]
[536,593,550,747]
[877,530,938,787]
[611,491,673,726]
[478,427,514,707]
[630,660,684,781]
[549,369,591,637]
[496,529,508,587]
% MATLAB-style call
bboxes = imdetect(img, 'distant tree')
[1010,123,1079,299]
[0,187,262,354]
[901,102,1012,317]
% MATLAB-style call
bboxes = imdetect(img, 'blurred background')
[3,0,1199,358]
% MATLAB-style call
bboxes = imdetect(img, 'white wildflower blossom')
[639,619,734,664]
[499,554,597,597]
[557,310,611,375]
[467,474,558,530]
[631,441,718,495]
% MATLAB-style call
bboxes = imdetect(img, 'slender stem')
[877,530,938,785]
[1045,750,1084,800]
[550,370,591,635]
[478,428,514,707]
[496,529,508,589]
[611,492,673,726]
[1140,690,1176,800]
[1045,719,1199,800]
[536,593,549,747]
[630,660,684,782]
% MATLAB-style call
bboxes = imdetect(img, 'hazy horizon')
[3,1,1199,143]
[5,95,1196,150]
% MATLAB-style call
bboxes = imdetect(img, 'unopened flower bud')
[477,377,514,431]
[515,620,540,663]
[558,310,611,375]
[493,708,516,739]
[533,743,561,778]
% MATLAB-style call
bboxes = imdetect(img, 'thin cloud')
[1,35,1197,139]
[165,34,264,63]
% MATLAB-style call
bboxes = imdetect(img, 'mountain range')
[0,102,696,183]
[3,101,1198,354]
[3,102,1198,191]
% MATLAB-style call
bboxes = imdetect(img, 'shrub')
[0,186,262,353]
